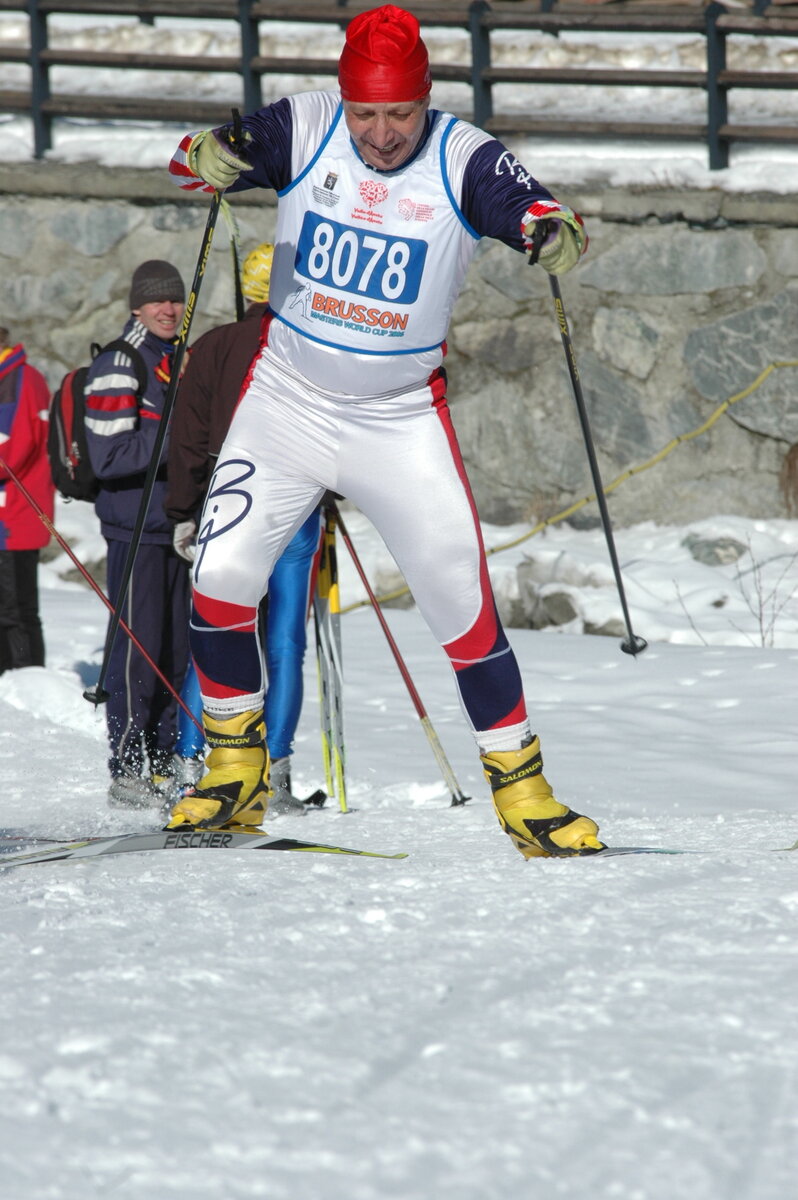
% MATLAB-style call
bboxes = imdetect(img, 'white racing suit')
[171,91,569,750]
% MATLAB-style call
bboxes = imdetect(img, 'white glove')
[173,520,197,563]
[187,128,253,192]
[521,201,588,275]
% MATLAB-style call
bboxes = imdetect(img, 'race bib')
[295,212,427,305]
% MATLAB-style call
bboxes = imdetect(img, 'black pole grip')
[527,219,551,266]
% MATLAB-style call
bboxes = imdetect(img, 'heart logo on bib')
[358,180,389,209]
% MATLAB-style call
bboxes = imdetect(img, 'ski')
[595,846,698,857]
[593,844,798,858]
[0,829,408,868]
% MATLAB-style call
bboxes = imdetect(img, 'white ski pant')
[190,344,529,747]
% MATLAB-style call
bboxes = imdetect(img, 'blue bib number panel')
[295,212,427,305]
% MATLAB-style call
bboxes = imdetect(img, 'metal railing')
[1,0,797,168]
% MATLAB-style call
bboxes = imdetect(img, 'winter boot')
[481,736,604,858]
[168,753,206,791]
[108,773,165,810]
[166,709,269,830]
[267,756,306,815]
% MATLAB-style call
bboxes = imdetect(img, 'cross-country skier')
[165,3,605,857]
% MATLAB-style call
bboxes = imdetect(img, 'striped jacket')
[84,316,176,544]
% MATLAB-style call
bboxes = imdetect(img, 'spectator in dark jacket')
[0,327,54,673]
[166,243,321,813]
[85,261,191,808]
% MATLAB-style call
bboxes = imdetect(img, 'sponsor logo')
[359,180,388,208]
[207,735,256,748]
[352,179,390,226]
[313,171,340,207]
[310,290,408,337]
[313,186,340,208]
[494,149,536,191]
[288,281,313,317]
[498,761,541,786]
[397,198,435,223]
[195,458,256,577]
[165,831,235,849]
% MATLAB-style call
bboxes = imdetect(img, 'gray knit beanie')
[129,260,185,309]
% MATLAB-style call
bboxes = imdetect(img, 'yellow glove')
[187,129,253,192]
[521,201,588,275]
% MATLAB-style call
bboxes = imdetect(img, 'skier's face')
[133,300,185,341]
[343,98,429,170]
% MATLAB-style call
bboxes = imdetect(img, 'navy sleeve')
[221,98,295,195]
[460,139,559,253]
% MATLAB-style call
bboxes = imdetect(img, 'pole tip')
[620,636,648,657]
[83,686,110,706]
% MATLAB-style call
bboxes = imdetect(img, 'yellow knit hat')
[241,242,274,303]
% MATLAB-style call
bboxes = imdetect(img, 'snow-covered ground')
[1,500,797,1200]
[1,12,797,1198]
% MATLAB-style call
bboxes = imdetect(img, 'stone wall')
[2,162,797,528]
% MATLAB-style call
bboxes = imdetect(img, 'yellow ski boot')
[166,709,269,830]
[481,737,604,859]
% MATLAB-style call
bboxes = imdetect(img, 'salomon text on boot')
[481,736,604,859]
[166,709,269,830]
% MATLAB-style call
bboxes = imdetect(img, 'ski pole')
[528,224,647,657]
[0,453,203,736]
[313,505,348,812]
[331,502,471,807]
[86,180,226,706]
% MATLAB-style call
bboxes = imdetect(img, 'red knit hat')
[339,5,431,103]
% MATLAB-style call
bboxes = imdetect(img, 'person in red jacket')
[0,327,55,673]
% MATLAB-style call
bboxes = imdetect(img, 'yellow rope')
[340,359,798,613]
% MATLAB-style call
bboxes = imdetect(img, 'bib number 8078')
[296,213,426,305]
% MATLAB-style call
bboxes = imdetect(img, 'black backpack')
[48,339,148,502]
